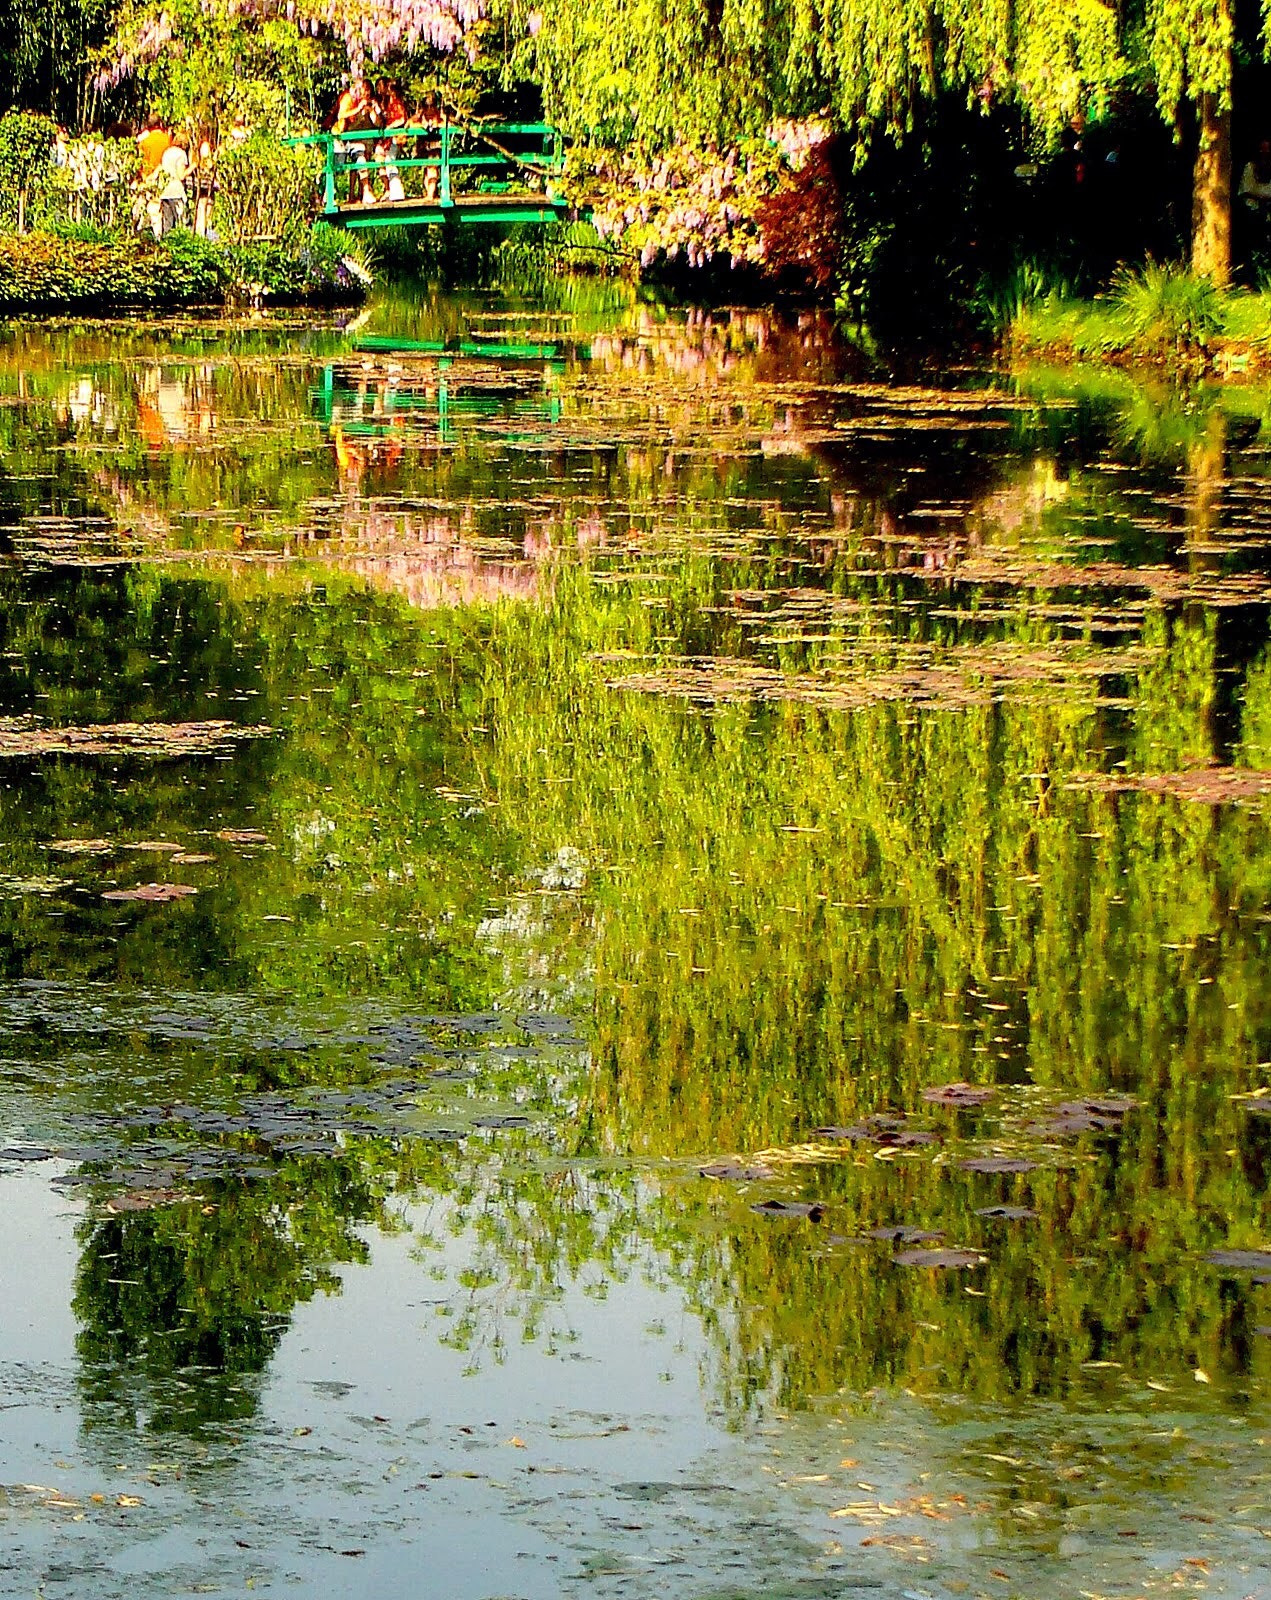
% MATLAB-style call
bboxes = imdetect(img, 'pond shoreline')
[1006,283,1271,378]
[0,226,368,313]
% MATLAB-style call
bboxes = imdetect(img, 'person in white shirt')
[158,138,190,236]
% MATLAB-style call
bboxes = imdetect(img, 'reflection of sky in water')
[0,1166,831,1599]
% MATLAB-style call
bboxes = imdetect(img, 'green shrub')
[0,231,225,308]
[1112,261,1224,359]
[212,134,321,247]
[0,111,56,234]
[0,223,367,311]
[222,222,373,303]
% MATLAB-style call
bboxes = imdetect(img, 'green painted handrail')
[290,121,566,217]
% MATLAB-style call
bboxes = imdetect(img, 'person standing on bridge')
[375,81,409,203]
[419,91,443,201]
[332,79,379,206]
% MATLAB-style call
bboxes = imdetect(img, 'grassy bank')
[0,224,370,313]
[1007,264,1271,375]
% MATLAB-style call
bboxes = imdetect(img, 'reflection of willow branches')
[461,576,1271,1418]
[429,1162,663,1369]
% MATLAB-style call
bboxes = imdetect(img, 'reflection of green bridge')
[295,123,571,228]
[311,359,566,447]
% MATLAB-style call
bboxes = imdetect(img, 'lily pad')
[751,1199,826,1222]
[1204,1248,1271,1273]
[921,1082,995,1108]
[216,829,273,845]
[701,1162,776,1182]
[0,719,272,760]
[103,1187,191,1213]
[975,1205,1036,1220]
[868,1225,943,1243]
[958,1156,1038,1174]
[893,1247,986,1268]
[812,1117,934,1148]
[102,883,198,903]
[45,838,111,855]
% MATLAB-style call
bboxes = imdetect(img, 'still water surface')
[0,281,1267,1599]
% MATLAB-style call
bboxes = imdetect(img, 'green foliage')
[524,0,1125,154]
[0,0,118,124]
[95,0,333,137]
[1144,0,1237,115]
[0,229,224,306]
[1113,260,1224,358]
[0,109,55,233]
[43,135,139,233]
[212,132,321,247]
[222,222,373,302]
[0,221,367,309]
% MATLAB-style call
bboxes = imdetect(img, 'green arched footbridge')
[294,122,572,228]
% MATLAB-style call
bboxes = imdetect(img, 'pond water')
[0,278,1267,1600]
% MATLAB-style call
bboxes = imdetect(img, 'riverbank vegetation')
[0,3,1270,339]
[0,110,371,307]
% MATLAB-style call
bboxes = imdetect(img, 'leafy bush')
[1112,261,1224,358]
[0,231,224,308]
[0,223,368,310]
[0,111,56,234]
[213,134,321,246]
[222,222,373,302]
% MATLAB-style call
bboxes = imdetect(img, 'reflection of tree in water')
[73,1160,384,1433]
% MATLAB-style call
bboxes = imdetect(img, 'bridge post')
[322,135,336,215]
[440,123,452,207]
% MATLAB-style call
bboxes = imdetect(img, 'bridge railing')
[290,122,565,213]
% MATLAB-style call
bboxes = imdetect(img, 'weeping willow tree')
[523,0,1270,283]
[1142,0,1241,285]
[523,0,1122,150]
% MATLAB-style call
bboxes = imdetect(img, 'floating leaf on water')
[0,719,272,760]
[1033,1098,1135,1137]
[893,1247,986,1269]
[170,853,216,864]
[751,1199,826,1221]
[104,1188,190,1213]
[1068,768,1271,806]
[123,840,183,853]
[1204,1248,1271,1272]
[811,1116,935,1148]
[958,1157,1038,1174]
[0,875,72,897]
[45,838,111,855]
[701,1162,776,1182]
[0,1146,54,1162]
[868,1225,943,1243]
[922,1082,995,1108]
[102,884,198,904]
[975,1205,1036,1221]
[215,829,272,845]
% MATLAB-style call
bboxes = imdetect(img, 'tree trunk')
[1192,91,1232,286]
